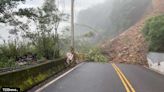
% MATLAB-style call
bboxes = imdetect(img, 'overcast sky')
[0,0,106,43]
[59,0,105,11]
[18,0,106,15]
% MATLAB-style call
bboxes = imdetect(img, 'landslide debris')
[101,0,164,65]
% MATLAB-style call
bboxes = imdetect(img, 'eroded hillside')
[102,0,164,65]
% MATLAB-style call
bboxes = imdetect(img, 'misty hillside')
[75,0,152,44]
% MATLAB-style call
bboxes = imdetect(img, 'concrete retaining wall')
[147,52,164,74]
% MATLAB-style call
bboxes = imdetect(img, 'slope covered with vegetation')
[142,15,164,52]
[75,0,151,44]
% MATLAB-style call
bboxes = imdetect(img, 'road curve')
[35,62,164,92]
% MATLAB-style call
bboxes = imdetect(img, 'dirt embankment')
[102,0,164,65]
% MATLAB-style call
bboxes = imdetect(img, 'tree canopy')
[0,0,67,67]
[142,15,164,52]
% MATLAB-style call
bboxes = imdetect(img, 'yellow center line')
[113,64,136,92]
[112,63,130,92]
[112,63,136,92]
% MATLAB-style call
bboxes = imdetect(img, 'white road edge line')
[35,63,84,92]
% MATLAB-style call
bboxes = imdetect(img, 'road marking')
[113,64,135,92]
[112,63,136,92]
[35,63,84,92]
[112,63,130,92]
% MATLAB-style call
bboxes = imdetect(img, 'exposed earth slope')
[102,0,164,64]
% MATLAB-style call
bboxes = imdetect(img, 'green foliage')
[0,39,34,67]
[86,48,108,62]
[0,58,67,91]
[0,0,25,13]
[16,8,38,18]
[0,0,71,74]
[77,0,151,44]
[0,58,15,68]
[0,0,66,67]
[35,34,59,59]
[20,0,66,59]
[142,15,164,52]
[0,0,26,23]
[83,31,95,38]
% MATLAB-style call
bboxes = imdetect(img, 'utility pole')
[71,0,75,57]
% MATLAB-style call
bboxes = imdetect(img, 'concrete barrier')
[147,52,164,74]
[0,58,69,91]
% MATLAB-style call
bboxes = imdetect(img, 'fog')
[75,0,152,44]
[0,0,152,44]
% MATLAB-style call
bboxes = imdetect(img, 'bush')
[0,34,60,68]
[31,33,60,60]
[86,48,108,62]
[0,58,16,68]
[0,40,35,67]
[142,15,164,52]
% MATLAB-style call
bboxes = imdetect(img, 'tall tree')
[18,0,67,59]
[0,0,25,23]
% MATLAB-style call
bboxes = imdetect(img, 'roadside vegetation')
[0,0,66,68]
[74,32,108,62]
[0,0,108,68]
[85,48,108,62]
[142,15,164,52]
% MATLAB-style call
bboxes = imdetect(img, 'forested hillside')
[75,0,151,44]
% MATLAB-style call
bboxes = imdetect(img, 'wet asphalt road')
[38,62,164,92]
